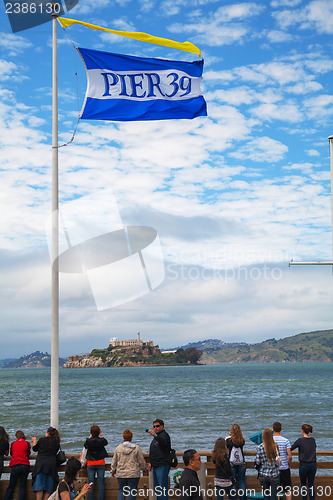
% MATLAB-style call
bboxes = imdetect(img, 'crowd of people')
[0,420,317,500]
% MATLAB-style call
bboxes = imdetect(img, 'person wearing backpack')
[226,424,246,500]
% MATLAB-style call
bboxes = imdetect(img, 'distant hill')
[3,351,68,368]
[0,358,16,368]
[174,339,247,350]
[200,329,333,363]
[64,345,202,368]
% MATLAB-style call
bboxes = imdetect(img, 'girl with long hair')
[226,424,246,500]
[291,424,317,500]
[58,457,91,500]
[254,428,280,500]
[212,438,234,500]
[31,427,61,500]
[0,426,9,479]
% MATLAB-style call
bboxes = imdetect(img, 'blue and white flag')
[77,47,207,121]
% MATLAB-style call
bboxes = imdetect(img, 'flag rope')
[58,17,201,57]
[56,24,82,148]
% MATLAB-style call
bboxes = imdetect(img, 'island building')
[109,332,153,348]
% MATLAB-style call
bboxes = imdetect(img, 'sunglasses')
[153,424,161,428]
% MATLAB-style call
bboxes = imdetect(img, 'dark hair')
[47,427,60,444]
[302,424,313,435]
[183,449,197,466]
[123,429,133,442]
[212,438,227,464]
[153,419,164,427]
[0,426,9,444]
[64,457,81,483]
[273,422,282,433]
[90,425,101,437]
[16,430,26,440]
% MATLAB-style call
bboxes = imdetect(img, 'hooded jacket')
[111,442,147,478]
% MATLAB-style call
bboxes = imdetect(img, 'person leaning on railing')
[30,427,60,500]
[3,430,31,500]
[291,424,317,500]
[0,426,9,480]
[111,429,148,500]
[84,425,108,500]
[254,428,280,500]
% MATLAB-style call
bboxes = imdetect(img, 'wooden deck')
[0,450,332,500]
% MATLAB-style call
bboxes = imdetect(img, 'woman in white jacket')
[111,430,148,500]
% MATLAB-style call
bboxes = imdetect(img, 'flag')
[77,47,207,122]
[58,18,201,57]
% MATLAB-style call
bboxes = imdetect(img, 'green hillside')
[200,329,333,363]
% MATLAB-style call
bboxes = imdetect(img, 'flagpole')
[51,9,59,430]
[329,135,333,264]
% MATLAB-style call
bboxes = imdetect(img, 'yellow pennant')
[58,17,201,57]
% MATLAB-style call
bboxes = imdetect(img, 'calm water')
[0,363,332,454]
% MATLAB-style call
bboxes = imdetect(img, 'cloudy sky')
[1,0,333,358]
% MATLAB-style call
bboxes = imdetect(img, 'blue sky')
[1,0,333,358]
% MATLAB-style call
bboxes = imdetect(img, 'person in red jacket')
[4,430,31,500]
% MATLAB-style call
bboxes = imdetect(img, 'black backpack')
[169,448,178,468]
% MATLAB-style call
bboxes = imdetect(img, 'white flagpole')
[329,135,333,264]
[51,10,59,430]
[289,135,333,267]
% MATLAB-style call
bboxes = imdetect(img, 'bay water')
[1,362,332,456]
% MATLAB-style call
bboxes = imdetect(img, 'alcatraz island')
[63,332,203,368]
[2,329,332,369]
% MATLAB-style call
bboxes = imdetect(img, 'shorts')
[279,468,292,490]
[33,473,55,493]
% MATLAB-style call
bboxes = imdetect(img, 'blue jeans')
[117,477,140,500]
[230,463,246,500]
[153,464,170,500]
[87,464,106,500]
[259,476,279,500]
[299,462,317,500]
[216,485,232,500]
[4,464,30,500]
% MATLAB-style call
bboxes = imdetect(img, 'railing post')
[197,461,206,500]
[148,470,156,500]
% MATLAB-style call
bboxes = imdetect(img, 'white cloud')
[303,94,333,120]
[266,29,294,43]
[273,0,333,34]
[306,149,320,157]
[271,0,302,6]
[168,3,265,46]
[229,136,288,162]
[0,33,33,56]
[250,102,302,123]
[0,59,22,81]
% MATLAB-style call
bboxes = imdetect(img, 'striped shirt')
[273,435,291,470]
